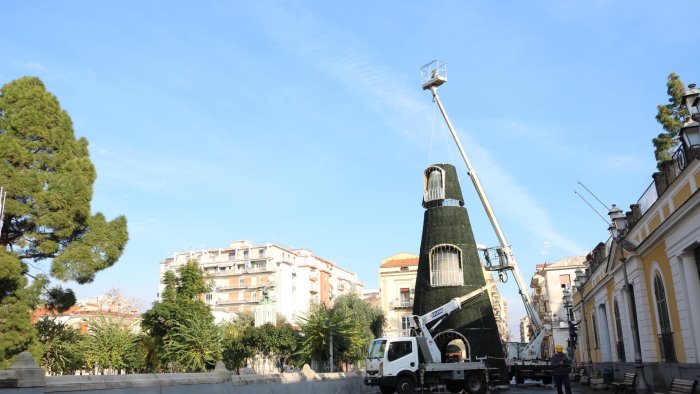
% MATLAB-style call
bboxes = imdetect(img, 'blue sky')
[2,1,698,334]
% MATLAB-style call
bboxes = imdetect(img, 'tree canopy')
[0,76,128,367]
[296,294,384,371]
[141,261,218,372]
[653,73,689,166]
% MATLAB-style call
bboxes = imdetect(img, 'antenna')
[577,181,610,211]
[574,190,609,225]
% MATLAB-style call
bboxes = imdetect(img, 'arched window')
[613,298,625,362]
[429,244,463,286]
[654,272,676,362]
[424,167,445,202]
[591,312,599,349]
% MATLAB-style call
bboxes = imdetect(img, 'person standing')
[551,344,572,394]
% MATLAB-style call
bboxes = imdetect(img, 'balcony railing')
[215,278,275,291]
[390,299,413,309]
[672,144,700,173]
[216,299,256,306]
[658,332,677,362]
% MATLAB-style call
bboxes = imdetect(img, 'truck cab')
[365,337,420,394]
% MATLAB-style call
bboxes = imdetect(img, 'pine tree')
[653,73,689,166]
[0,77,128,367]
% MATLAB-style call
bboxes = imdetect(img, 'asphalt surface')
[370,380,602,394]
[496,380,598,394]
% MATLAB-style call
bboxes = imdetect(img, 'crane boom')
[410,282,496,363]
[426,84,543,335]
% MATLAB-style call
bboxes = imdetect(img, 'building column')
[680,252,700,362]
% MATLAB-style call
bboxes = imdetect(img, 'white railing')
[637,180,658,215]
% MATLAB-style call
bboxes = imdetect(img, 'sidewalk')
[501,380,600,394]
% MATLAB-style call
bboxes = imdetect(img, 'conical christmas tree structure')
[413,163,507,384]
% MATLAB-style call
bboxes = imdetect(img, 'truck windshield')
[368,339,386,359]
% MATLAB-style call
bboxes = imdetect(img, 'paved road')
[369,380,600,394]
[500,380,597,394]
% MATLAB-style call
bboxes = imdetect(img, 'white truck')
[364,285,495,394]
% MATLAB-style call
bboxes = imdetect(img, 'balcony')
[390,298,413,309]
[309,272,319,282]
[217,284,248,290]
[216,299,257,306]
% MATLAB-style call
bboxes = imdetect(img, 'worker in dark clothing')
[551,344,572,394]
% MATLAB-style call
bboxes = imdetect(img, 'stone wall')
[0,352,373,394]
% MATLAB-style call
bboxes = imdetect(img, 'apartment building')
[483,268,510,344]
[519,315,532,343]
[378,253,419,337]
[32,290,141,334]
[160,240,364,325]
[529,256,586,357]
[378,252,509,340]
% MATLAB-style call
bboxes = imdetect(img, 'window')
[614,298,625,362]
[400,266,409,272]
[205,293,213,301]
[559,274,571,287]
[654,273,672,333]
[259,249,265,257]
[244,250,249,258]
[238,291,244,300]
[387,341,413,362]
[694,246,700,281]
[368,340,386,359]
[400,288,411,307]
[654,272,676,362]
[229,251,236,260]
[239,277,245,286]
[591,312,599,349]
[424,167,445,202]
[401,316,412,330]
[430,245,463,286]
[251,291,257,302]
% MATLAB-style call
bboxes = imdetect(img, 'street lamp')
[562,288,576,360]
[682,83,700,121]
[681,84,700,163]
[573,268,592,379]
[608,205,648,392]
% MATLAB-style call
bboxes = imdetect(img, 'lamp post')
[562,288,575,359]
[681,84,700,164]
[608,205,648,392]
[573,268,592,378]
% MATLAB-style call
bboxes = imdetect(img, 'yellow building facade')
[572,157,700,388]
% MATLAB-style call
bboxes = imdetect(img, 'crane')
[420,60,545,360]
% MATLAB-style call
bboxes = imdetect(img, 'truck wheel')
[465,372,486,394]
[396,376,415,394]
[380,385,395,394]
[542,376,552,385]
